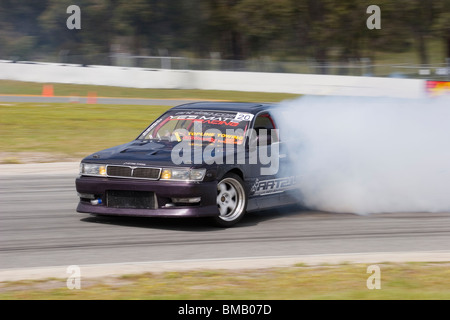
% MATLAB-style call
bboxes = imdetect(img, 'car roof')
[170,101,277,114]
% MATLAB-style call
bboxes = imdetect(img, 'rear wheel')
[212,173,247,227]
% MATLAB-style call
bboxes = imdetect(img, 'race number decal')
[234,112,254,122]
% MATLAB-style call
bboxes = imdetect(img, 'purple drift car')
[76,102,299,227]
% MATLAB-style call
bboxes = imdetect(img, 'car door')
[247,112,297,209]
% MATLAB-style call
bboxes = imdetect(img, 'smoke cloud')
[274,95,450,214]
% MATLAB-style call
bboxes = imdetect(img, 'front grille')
[133,167,160,179]
[107,166,132,177]
[106,190,156,209]
[106,165,160,180]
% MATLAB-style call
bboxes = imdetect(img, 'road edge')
[0,162,80,176]
[1,251,450,282]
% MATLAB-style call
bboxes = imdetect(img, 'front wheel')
[212,173,248,227]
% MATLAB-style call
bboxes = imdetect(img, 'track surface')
[1,163,450,271]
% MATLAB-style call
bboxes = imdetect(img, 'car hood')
[82,140,233,167]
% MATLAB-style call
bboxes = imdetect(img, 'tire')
[212,173,248,227]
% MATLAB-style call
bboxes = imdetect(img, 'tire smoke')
[275,95,450,214]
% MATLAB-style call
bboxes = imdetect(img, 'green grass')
[0,80,299,102]
[0,103,171,160]
[1,262,449,300]
[0,84,299,162]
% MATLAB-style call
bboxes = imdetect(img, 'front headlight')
[80,163,107,176]
[160,168,206,181]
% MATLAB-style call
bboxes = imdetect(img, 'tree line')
[0,0,448,68]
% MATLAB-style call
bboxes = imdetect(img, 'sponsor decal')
[250,176,298,195]
[123,162,147,166]
[170,111,253,127]
[185,131,244,144]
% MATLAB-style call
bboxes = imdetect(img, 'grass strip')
[0,85,299,163]
[0,262,449,300]
[0,103,171,161]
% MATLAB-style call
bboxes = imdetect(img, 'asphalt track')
[1,162,450,281]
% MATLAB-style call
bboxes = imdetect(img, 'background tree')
[432,2,450,59]
[0,0,447,68]
[0,0,48,60]
[393,0,442,65]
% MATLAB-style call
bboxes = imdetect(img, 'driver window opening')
[253,113,278,144]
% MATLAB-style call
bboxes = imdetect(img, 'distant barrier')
[0,60,427,98]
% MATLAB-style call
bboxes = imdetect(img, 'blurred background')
[1,1,450,299]
[0,0,449,79]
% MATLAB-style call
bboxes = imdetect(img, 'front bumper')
[75,176,219,218]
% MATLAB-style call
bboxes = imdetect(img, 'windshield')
[138,109,254,145]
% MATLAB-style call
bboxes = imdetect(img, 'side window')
[253,113,279,143]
